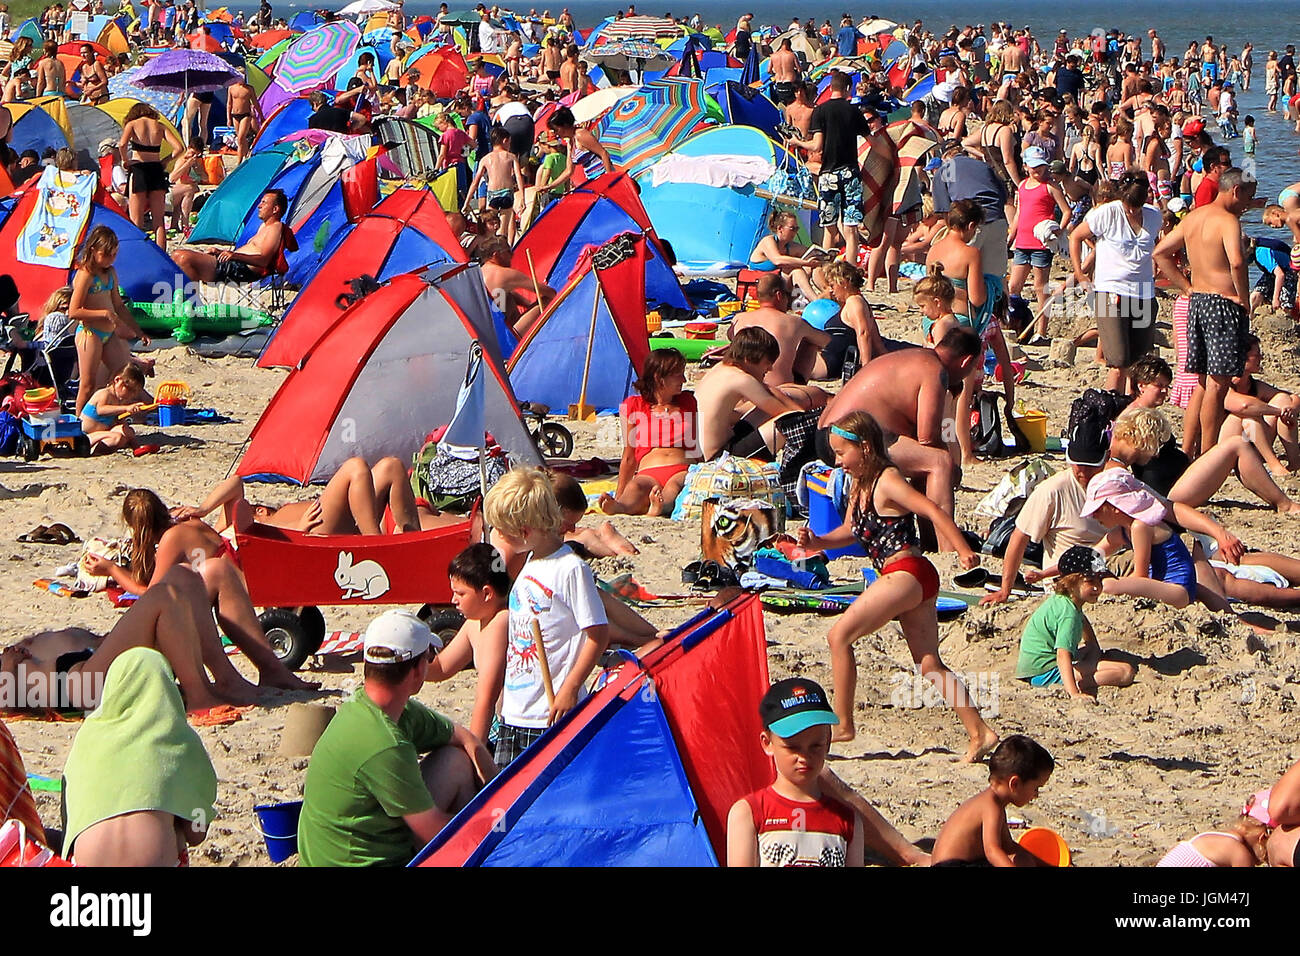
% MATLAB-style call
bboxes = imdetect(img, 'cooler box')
[802,465,866,560]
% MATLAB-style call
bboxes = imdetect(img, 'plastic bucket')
[1012,409,1048,452]
[254,800,303,863]
[1017,826,1071,867]
[158,402,186,426]
[716,300,745,318]
[646,310,661,333]
[684,321,719,340]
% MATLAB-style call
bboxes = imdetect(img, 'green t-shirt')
[1015,593,1084,679]
[298,688,454,867]
[541,150,568,198]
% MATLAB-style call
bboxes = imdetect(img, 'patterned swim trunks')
[1184,291,1250,377]
[817,166,864,227]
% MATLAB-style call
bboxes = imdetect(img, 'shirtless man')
[174,188,290,283]
[478,237,555,338]
[1153,167,1255,457]
[227,75,261,163]
[999,37,1024,79]
[1149,29,1165,63]
[35,41,66,97]
[559,43,580,94]
[729,274,831,403]
[695,326,805,461]
[818,327,982,516]
[1,565,284,712]
[79,42,108,104]
[769,38,801,106]
[782,83,819,170]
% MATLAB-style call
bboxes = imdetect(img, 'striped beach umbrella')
[273,21,361,93]
[586,15,686,47]
[255,36,295,70]
[596,77,721,178]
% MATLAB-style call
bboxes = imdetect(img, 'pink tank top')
[1014,180,1059,250]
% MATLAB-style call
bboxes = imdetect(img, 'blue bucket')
[158,403,186,426]
[254,800,302,863]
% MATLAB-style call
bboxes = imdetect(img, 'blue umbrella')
[739,44,760,86]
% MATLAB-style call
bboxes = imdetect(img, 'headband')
[830,425,861,442]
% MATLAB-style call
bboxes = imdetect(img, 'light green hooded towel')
[63,647,218,858]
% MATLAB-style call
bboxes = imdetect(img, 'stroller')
[1,275,80,412]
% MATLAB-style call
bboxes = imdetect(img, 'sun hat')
[1022,144,1049,167]
[97,138,117,155]
[1058,545,1110,578]
[363,608,439,663]
[760,677,839,737]
[1065,418,1108,467]
[1080,469,1169,526]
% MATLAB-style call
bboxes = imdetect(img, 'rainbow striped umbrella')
[273,20,361,92]
[586,15,687,47]
[596,77,721,178]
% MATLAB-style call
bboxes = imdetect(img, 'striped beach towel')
[856,130,898,246]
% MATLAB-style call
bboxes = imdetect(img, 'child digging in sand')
[796,411,999,762]
[1016,545,1137,700]
[79,362,153,453]
[727,678,864,867]
[931,735,1055,867]
[1157,814,1271,866]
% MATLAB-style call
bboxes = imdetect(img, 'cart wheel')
[539,422,574,459]
[73,435,91,457]
[299,606,327,655]
[259,608,312,671]
[19,436,38,462]
[418,605,466,648]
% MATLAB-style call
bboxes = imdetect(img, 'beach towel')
[17,167,97,270]
[0,719,45,844]
[886,119,938,217]
[857,129,899,247]
[62,647,217,860]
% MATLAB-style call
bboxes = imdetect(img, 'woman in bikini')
[69,226,148,418]
[600,350,702,517]
[1105,116,1136,183]
[797,411,998,762]
[937,86,972,142]
[118,102,183,246]
[747,209,826,302]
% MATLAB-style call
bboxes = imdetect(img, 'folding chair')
[223,224,298,315]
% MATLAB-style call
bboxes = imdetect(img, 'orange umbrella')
[400,46,469,97]
[188,32,223,53]
[249,29,296,49]
[59,40,110,58]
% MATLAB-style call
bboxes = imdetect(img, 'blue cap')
[1022,145,1049,167]
[760,678,839,737]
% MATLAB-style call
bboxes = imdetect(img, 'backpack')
[1065,388,1132,440]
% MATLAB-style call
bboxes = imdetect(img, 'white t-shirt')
[494,100,530,124]
[1014,468,1106,566]
[503,544,608,728]
[1084,200,1162,299]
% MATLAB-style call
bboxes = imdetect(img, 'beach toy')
[1017,827,1071,866]
[802,297,841,330]
[1244,788,1275,827]
[1011,405,1048,453]
[155,380,192,427]
[649,336,729,361]
[254,800,303,864]
[646,310,661,332]
[684,321,719,340]
[717,300,746,318]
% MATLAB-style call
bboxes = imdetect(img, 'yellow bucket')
[646,310,661,332]
[717,300,745,318]
[1012,408,1048,452]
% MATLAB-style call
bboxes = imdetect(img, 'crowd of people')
[4,3,1300,871]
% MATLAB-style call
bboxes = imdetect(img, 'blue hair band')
[830,425,861,442]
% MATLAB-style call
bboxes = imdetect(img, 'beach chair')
[222,223,298,315]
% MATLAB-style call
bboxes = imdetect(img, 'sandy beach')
[5,278,1298,867]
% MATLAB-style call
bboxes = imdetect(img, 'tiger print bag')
[700,497,785,572]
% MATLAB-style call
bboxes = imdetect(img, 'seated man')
[297,609,498,867]
[695,326,807,461]
[478,237,556,339]
[729,274,832,406]
[1,564,280,712]
[174,188,291,284]
[817,328,982,516]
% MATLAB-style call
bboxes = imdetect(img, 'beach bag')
[973,392,1006,457]
[75,535,127,592]
[974,457,1054,521]
[670,453,787,520]
[700,497,786,571]
[983,512,1044,566]
[0,411,18,456]
[1065,387,1132,440]
[413,440,508,513]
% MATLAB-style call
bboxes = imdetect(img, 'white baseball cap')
[363,608,440,663]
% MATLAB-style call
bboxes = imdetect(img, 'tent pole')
[569,283,601,420]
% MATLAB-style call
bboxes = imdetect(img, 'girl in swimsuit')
[69,225,148,418]
[600,349,701,517]
[1157,815,1270,867]
[747,209,826,301]
[820,259,887,376]
[80,362,151,453]
[797,411,999,762]
[1106,116,1136,182]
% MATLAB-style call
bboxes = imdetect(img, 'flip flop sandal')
[953,568,990,589]
[45,523,80,545]
[681,560,703,585]
[17,525,50,543]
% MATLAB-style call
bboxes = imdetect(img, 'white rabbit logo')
[334,551,390,601]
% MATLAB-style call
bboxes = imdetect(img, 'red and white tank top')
[743,786,855,867]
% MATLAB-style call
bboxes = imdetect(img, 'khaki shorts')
[1106,550,1135,577]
